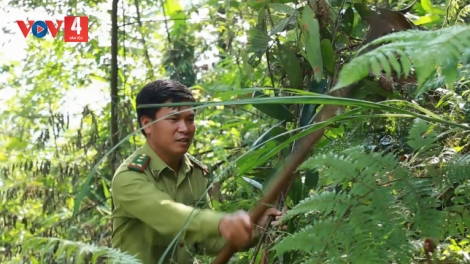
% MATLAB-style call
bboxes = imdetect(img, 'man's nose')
[177,120,189,133]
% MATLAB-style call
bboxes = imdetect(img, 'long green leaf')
[252,91,296,121]
[136,96,458,126]
[320,39,335,75]
[252,120,285,149]
[301,5,323,82]
[73,95,468,216]
[278,45,303,88]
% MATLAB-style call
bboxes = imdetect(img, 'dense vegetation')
[1,0,470,263]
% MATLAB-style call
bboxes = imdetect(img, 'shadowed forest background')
[1,0,470,263]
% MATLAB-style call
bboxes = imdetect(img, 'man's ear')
[140,116,153,135]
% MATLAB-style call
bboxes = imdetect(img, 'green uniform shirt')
[111,142,228,264]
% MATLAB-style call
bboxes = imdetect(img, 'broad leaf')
[299,79,328,127]
[251,91,296,121]
[304,170,319,190]
[248,0,297,10]
[247,28,272,52]
[342,6,354,34]
[288,177,309,205]
[269,3,298,15]
[301,5,323,82]
[270,127,290,143]
[164,0,186,30]
[278,45,303,88]
[320,39,335,75]
[271,16,297,35]
[242,176,264,192]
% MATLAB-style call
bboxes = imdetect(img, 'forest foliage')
[1,0,470,263]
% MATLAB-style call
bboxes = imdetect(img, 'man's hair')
[136,79,195,137]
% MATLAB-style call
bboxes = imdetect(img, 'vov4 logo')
[16,16,89,42]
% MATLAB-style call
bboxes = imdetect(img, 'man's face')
[141,102,196,157]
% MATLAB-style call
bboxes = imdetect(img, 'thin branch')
[159,0,172,43]
[110,0,119,183]
[133,0,155,74]
[120,18,189,27]
[335,43,360,53]
[264,7,276,88]
[331,0,347,47]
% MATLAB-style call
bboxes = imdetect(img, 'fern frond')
[277,135,457,263]
[274,205,413,263]
[390,167,446,239]
[407,118,438,151]
[445,207,470,237]
[333,25,470,93]
[19,237,142,264]
[343,146,399,181]
[299,152,359,183]
[272,224,316,256]
[446,0,462,22]
[456,5,470,24]
[443,154,470,183]
[282,191,338,220]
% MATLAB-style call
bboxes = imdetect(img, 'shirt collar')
[141,141,193,179]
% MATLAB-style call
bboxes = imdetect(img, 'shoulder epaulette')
[127,154,151,173]
[187,154,209,175]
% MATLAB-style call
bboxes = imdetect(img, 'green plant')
[333,25,470,97]
[11,237,143,264]
[272,118,470,263]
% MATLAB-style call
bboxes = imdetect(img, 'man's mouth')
[176,138,189,142]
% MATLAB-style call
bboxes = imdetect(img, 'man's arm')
[194,229,261,257]
[192,192,261,256]
[112,171,227,243]
[194,237,226,256]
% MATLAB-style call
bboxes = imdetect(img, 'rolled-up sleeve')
[112,171,227,242]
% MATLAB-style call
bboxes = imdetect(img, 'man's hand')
[256,206,288,232]
[218,210,254,250]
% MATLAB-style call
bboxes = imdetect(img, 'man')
[111,79,285,264]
